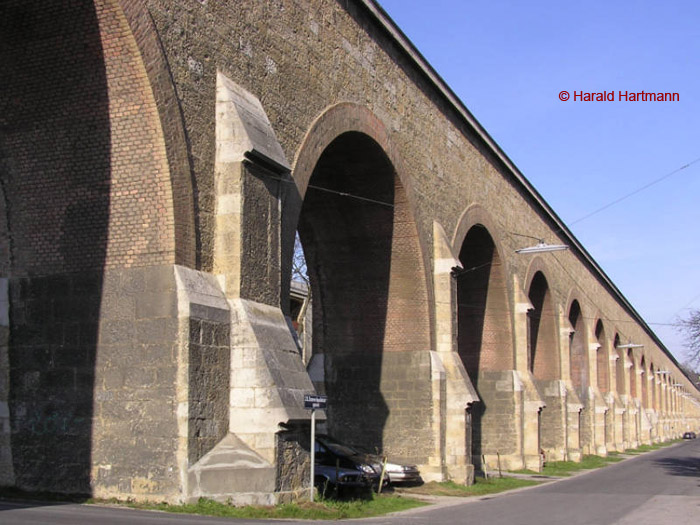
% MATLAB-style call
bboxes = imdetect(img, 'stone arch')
[452,216,515,469]
[594,318,614,450]
[452,204,513,271]
[594,319,609,392]
[452,207,515,377]
[118,0,197,267]
[568,299,587,394]
[524,262,560,381]
[640,356,649,409]
[628,349,637,399]
[289,104,433,463]
[649,362,657,410]
[524,261,566,460]
[614,333,626,395]
[284,103,432,318]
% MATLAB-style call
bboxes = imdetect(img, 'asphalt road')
[2,440,698,525]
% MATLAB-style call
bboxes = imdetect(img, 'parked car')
[315,434,421,487]
[682,431,696,439]
[314,435,382,489]
[382,461,422,485]
[314,464,373,497]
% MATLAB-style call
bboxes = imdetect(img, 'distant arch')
[595,319,609,392]
[527,270,559,380]
[568,300,587,393]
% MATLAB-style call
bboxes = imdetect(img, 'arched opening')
[613,333,628,445]
[640,357,649,409]
[596,320,612,448]
[527,271,560,457]
[296,131,431,461]
[630,352,640,440]
[568,300,588,450]
[615,334,625,394]
[528,272,558,380]
[650,364,657,411]
[568,301,587,395]
[456,224,513,467]
[595,321,609,393]
[457,225,513,379]
[628,350,637,399]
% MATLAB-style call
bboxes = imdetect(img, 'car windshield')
[318,436,363,457]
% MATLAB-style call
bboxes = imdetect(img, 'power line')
[669,291,700,322]
[263,172,395,208]
[305,182,394,208]
[566,155,700,227]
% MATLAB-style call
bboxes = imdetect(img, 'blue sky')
[377,0,700,362]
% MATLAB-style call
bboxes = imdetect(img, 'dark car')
[314,464,373,497]
[682,431,696,439]
[315,434,421,487]
[314,435,382,488]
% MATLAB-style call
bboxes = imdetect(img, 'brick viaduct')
[1,0,698,504]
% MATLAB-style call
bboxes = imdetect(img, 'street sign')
[304,394,327,410]
[304,393,327,502]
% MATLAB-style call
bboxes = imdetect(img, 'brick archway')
[454,221,515,468]
[527,271,559,381]
[456,224,514,379]
[595,319,609,393]
[290,106,433,464]
[569,300,587,395]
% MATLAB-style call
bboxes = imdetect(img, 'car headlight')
[359,464,374,474]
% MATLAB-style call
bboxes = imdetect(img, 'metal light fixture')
[512,233,569,254]
[616,343,644,349]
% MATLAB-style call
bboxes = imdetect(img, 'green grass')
[399,476,539,497]
[623,439,680,454]
[121,494,427,520]
[511,439,682,477]
[540,454,624,477]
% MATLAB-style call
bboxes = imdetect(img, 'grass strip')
[399,476,539,497]
[513,439,681,477]
[121,494,427,520]
[623,439,681,454]
[540,454,624,477]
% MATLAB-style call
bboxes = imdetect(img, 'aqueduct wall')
[0,0,698,502]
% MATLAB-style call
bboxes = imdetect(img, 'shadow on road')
[652,456,700,478]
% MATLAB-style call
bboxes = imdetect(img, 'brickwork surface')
[0,1,175,276]
[0,0,698,501]
[8,273,101,493]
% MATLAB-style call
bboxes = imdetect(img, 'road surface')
[1,439,698,524]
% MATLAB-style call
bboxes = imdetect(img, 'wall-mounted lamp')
[512,232,569,254]
[616,343,644,349]
[515,242,569,254]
